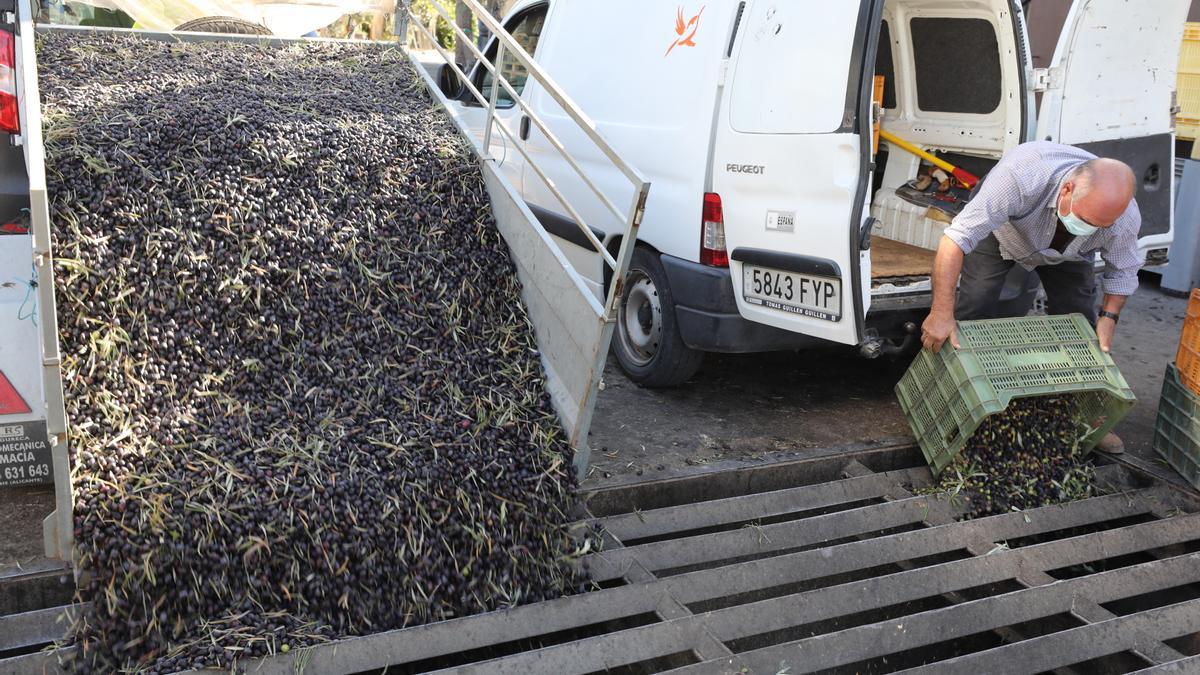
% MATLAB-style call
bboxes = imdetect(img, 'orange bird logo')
[665,5,705,57]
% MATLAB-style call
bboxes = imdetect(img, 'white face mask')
[1059,209,1098,237]
[1058,194,1098,237]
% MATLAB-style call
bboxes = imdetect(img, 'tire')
[612,247,704,387]
[175,16,272,35]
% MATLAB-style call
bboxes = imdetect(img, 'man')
[920,141,1141,453]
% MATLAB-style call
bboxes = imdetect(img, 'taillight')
[0,29,18,135]
[700,192,728,267]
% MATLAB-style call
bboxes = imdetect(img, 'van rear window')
[876,21,897,110]
[729,1,867,134]
[910,17,1001,114]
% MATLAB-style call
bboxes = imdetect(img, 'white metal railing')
[403,0,650,475]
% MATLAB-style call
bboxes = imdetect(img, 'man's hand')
[921,310,960,352]
[1096,315,1117,353]
[925,236,966,353]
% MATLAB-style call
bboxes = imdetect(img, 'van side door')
[1035,0,1191,255]
[711,0,881,346]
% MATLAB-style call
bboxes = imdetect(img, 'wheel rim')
[618,269,662,367]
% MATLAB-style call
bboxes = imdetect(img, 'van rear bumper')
[660,254,823,353]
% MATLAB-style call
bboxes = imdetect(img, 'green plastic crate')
[1152,363,1200,489]
[895,314,1136,476]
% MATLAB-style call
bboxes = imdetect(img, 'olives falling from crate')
[932,396,1097,519]
[40,32,580,674]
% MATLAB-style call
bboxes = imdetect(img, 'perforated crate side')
[1179,24,1200,141]
[1175,289,1200,395]
[895,350,981,472]
[1177,322,1200,394]
[1186,288,1200,320]
[1153,364,1200,489]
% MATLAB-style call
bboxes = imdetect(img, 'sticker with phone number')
[0,421,53,487]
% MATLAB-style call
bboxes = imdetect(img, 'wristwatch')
[1099,310,1120,323]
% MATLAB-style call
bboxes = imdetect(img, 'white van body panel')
[1037,0,1189,145]
[712,0,870,346]
[726,5,861,135]
[1037,0,1190,256]
[520,0,742,289]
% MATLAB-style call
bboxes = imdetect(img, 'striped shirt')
[943,141,1143,296]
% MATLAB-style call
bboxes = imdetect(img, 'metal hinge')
[1031,67,1063,93]
[717,60,729,87]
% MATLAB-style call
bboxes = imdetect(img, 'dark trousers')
[955,234,1098,324]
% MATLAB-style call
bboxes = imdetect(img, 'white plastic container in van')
[435,0,1189,386]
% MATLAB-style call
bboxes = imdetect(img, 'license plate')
[742,265,841,322]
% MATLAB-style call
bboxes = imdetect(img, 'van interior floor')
[872,237,935,279]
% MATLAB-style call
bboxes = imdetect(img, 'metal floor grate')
[4,445,1200,674]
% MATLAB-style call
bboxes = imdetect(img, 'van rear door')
[1035,0,1191,251]
[711,0,878,346]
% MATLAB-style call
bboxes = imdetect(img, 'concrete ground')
[585,272,1194,490]
[1105,276,1191,455]
[0,485,55,574]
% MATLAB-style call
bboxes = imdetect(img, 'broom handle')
[878,129,980,189]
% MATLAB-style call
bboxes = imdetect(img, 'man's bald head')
[1058,158,1136,229]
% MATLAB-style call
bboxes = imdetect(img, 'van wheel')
[613,248,704,387]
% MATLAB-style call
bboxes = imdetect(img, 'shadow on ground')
[586,345,913,486]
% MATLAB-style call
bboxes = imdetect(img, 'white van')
[435,0,1188,386]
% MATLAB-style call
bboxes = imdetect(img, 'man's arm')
[1096,211,1141,353]
[919,148,1034,352]
[922,236,965,352]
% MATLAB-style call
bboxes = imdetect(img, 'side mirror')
[436,63,465,99]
